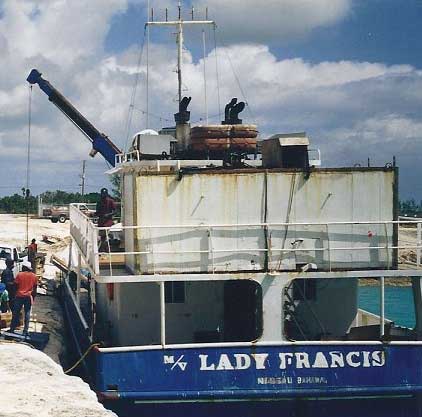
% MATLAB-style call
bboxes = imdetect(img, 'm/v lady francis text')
[163,350,386,372]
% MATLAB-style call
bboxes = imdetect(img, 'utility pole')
[146,5,215,106]
[79,160,86,198]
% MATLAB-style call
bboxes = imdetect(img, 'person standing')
[0,283,10,313]
[9,261,37,336]
[27,238,38,272]
[1,259,15,309]
[95,188,116,228]
[95,188,116,251]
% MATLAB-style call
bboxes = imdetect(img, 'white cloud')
[0,0,422,200]
[127,0,351,43]
[195,0,351,43]
[0,0,127,64]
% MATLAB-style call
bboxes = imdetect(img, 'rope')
[215,32,254,119]
[124,27,147,152]
[213,24,221,120]
[64,343,101,374]
[191,111,224,124]
[130,105,173,123]
[25,85,33,247]
[202,29,208,124]
[146,11,150,129]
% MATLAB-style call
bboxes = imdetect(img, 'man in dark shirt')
[1,259,15,309]
[96,188,116,227]
[96,188,117,251]
[27,238,38,271]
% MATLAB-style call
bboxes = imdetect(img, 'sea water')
[358,285,415,328]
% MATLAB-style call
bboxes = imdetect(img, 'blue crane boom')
[27,69,121,167]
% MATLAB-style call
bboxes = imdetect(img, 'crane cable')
[26,85,33,247]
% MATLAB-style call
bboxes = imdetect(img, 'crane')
[27,69,121,167]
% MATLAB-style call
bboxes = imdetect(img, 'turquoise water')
[358,286,415,328]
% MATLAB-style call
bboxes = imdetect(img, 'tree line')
[0,175,121,214]
[0,190,420,216]
[399,199,422,217]
[0,190,100,214]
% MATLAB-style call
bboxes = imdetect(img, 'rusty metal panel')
[126,169,395,274]
[123,173,136,273]
[134,173,266,273]
[266,170,395,270]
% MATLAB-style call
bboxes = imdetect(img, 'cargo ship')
[28,8,422,417]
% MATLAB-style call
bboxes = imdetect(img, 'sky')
[0,0,422,201]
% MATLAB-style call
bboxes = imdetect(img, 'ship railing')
[68,218,422,278]
[70,203,100,275]
[308,148,321,166]
[115,150,140,165]
[398,216,422,268]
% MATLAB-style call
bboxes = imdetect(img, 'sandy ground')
[0,213,70,248]
[0,214,71,363]
[0,215,116,416]
[0,344,116,417]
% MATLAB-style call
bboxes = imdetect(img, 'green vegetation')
[0,190,100,214]
[0,194,38,214]
[109,174,121,200]
[399,199,422,217]
[40,190,100,205]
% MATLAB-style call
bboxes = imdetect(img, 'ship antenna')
[177,2,183,104]
[146,5,215,108]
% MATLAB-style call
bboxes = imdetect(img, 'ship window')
[293,279,317,301]
[165,281,185,303]
[223,280,263,342]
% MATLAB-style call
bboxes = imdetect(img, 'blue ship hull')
[62,287,422,416]
[107,395,422,417]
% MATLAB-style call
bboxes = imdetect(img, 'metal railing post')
[160,281,166,347]
[380,276,385,338]
[326,223,331,271]
[93,226,100,275]
[384,223,390,268]
[417,222,421,268]
[105,228,112,277]
[208,227,215,273]
[76,253,82,307]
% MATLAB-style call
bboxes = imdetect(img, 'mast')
[146,5,215,107]
[177,2,183,105]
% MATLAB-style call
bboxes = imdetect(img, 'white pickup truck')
[0,244,28,276]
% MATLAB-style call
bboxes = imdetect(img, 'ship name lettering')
[199,353,269,371]
[279,351,385,369]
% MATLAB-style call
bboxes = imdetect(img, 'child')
[0,283,10,313]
